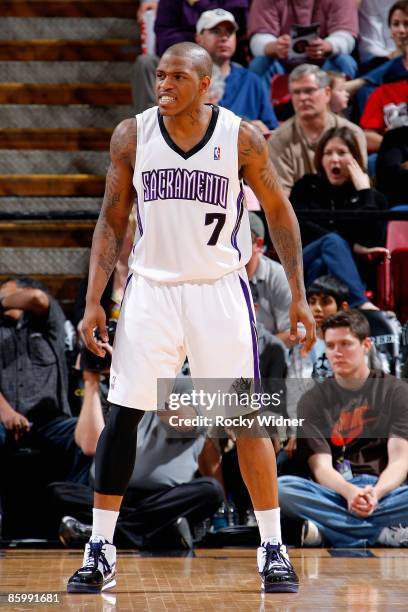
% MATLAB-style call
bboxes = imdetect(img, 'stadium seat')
[376,221,408,322]
[270,74,293,121]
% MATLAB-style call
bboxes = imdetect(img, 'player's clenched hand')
[289,298,316,355]
[81,302,108,357]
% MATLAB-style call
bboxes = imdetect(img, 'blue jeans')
[279,474,408,547]
[303,233,367,307]
[249,54,358,91]
[0,416,90,484]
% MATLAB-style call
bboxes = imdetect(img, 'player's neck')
[162,105,213,141]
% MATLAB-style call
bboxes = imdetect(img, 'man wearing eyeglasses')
[268,64,367,195]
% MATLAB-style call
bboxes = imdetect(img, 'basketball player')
[67,42,316,595]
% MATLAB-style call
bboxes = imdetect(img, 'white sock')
[254,508,282,544]
[91,508,119,543]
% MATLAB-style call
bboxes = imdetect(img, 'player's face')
[156,55,209,115]
[290,74,331,120]
[196,23,237,63]
[390,9,408,51]
[308,293,338,328]
[321,137,354,186]
[324,327,370,378]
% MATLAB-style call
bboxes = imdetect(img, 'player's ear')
[199,75,211,96]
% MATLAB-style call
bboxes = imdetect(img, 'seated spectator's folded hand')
[349,485,378,517]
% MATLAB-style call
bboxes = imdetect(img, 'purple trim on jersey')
[134,194,143,237]
[231,190,244,261]
[120,273,133,309]
[239,275,261,392]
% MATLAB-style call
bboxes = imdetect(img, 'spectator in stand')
[132,1,250,113]
[195,9,278,131]
[51,364,224,550]
[327,72,351,115]
[268,64,367,195]
[376,125,408,206]
[279,310,408,548]
[358,0,399,72]
[247,0,359,90]
[282,276,350,468]
[360,71,408,153]
[0,278,89,484]
[346,1,408,114]
[290,126,388,309]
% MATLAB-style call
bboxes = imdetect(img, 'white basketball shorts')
[107,269,260,411]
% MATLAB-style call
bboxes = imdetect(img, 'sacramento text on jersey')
[142,168,229,208]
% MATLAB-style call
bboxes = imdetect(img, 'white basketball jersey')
[130,105,252,283]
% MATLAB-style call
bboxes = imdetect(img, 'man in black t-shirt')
[279,310,408,547]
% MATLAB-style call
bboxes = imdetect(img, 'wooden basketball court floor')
[1,547,408,611]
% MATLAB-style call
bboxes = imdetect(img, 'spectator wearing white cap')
[195,9,278,132]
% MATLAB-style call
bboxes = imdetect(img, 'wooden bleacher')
[0,0,140,316]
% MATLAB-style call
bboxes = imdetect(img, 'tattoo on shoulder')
[238,121,265,160]
[259,157,280,192]
[110,118,137,166]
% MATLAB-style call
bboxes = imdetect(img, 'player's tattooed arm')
[88,118,137,298]
[239,121,316,350]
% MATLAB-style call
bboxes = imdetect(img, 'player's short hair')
[162,42,213,79]
[306,275,349,309]
[389,0,408,25]
[289,64,330,89]
[321,309,370,342]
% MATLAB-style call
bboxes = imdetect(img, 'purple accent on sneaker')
[231,190,244,261]
[239,275,261,391]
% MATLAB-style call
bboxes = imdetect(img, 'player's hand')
[82,302,108,358]
[289,297,316,355]
[0,406,31,441]
[306,38,332,60]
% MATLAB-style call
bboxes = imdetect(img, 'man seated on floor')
[279,309,408,548]
[50,357,223,550]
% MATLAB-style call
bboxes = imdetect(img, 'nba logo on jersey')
[214,146,221,160]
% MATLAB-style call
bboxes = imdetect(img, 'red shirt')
[360,81,408,131]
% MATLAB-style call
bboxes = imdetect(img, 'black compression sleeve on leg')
[94,404,145,496]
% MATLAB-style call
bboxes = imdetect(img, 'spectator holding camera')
[51,352,223,550]
[0,277,88,484]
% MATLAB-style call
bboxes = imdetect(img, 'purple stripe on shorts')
[239,275,261,392]
[120,273,133,309]
[231,190,244,260]
[134,194,143,237]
